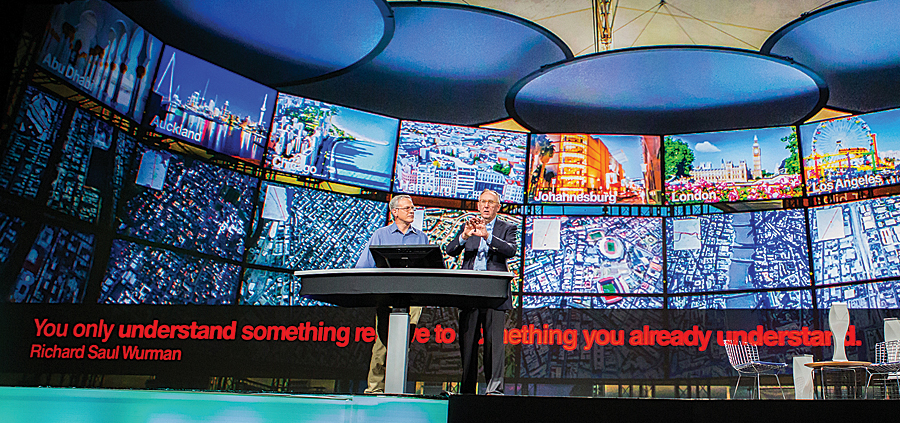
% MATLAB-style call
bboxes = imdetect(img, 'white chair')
[724,340,787,399]
[865,340,900,399]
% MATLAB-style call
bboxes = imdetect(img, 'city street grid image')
[811,195,900,295]
[117,145,257,261]
[667,290,812,309]
[664,126,801,204]
[0,211,25,277]
[45,108,115,224]
[519,309,666,379]
[666,209,811,295]
[9,225,94,303]
[0,85,67,199]
[523,215,663,309]
[239,268,331,306]
[246,182,388,271]
[99,239,240,305]
[394,120,527,203]
[816,280,900,309]
[523,295,663,309]
[528,134,661,205]
[265,92,399,191]
[148,46,276,163]
[413,207,522,298]
[801,108,900,196]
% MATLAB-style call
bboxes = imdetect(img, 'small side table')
[805,361,871,399]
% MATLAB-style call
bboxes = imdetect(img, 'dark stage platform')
[448,395,896,423]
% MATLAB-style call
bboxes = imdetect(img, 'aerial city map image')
[811,195,900,308]
[99,239,240,305]
[668,291,812,309]
[523,216,663,309]
[242,183,387,306]
[413,207,522,292]
[246,183,387,270]
[8,224,94,303]
[666,209,810,308]
[395,121,527,203]
[117,146,257,261]
[266,93,399,191]
[0,86,67,200]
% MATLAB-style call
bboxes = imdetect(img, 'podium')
[294,268,513,394]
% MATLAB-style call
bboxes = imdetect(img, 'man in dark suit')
[445,189,517,395]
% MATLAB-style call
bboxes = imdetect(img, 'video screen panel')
[0,86,68,199]
[0,212,25,277]
[239,268,331,306]
[668,291,812,309]
[38,0,162,122]
[810,195,900,285]
[117,146,257,261]
[520,309,666,380]
[45,108,119,224]
[240,268,295,306]
[394,121,527,203]
[528,134,661,205]
[666,209,810,293]
[411,207,522,299]
[8,224,94,303]
[265,93,399,190]
[246,182,388,270]
[664,126,801,204]
[523,215,663,309]
[802,108,900,195]
[99,239,239,304]
[110,132,138,221]
[523,295,662,309]
[147,46,276,163]
[816,281,900,309]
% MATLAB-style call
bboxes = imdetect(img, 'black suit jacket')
[445,218,517,310]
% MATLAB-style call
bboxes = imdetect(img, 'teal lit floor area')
[0,387,448,423]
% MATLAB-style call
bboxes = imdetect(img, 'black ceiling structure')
[507,46,829,135]
[114,0,395,86]
[762,0,900,114]
[101,0,900,133]
[280,2,573,126]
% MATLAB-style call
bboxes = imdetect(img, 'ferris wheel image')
[808,116,880,175]
[812,116,872,153]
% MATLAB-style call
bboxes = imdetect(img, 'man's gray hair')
[389,194,413,210]
[480,189,501,202]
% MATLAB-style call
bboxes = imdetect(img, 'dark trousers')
[458,308,506,395]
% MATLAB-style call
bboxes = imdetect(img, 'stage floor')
[2,385,897,423]
[0,387,449,423]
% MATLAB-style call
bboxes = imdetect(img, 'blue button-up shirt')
[355,222,430,268]
[473,218,495,271]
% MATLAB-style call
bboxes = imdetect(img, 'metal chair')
[724,340,787,399]
[865,340,900,399]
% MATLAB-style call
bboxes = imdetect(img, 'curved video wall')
[2,0,900,394]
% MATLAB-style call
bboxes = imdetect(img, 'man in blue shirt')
[355,194,429,394]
